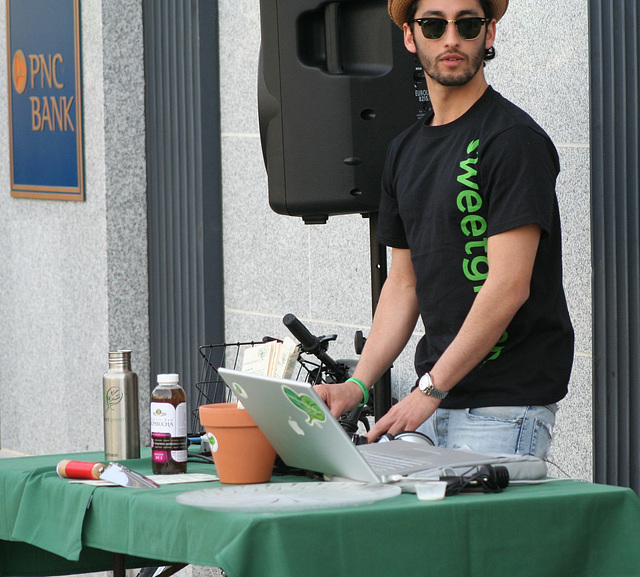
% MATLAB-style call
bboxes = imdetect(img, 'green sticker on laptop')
[282,385,326,426]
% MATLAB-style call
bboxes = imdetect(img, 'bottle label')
[151,402,187,463]
[104,386,124,416]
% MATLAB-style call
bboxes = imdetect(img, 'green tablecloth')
[2,449,640,577]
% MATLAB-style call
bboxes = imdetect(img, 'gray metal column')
[144,0,224,428]
[590,1,640,493]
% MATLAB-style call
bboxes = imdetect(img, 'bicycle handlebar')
[282,313,321,353]
[283,313,348,382]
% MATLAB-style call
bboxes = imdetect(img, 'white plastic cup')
[415,481,448,501]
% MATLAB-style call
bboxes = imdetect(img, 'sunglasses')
[410,17,489,40]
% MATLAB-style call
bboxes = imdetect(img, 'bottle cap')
[108,350,132,368]
[157,373,180,384]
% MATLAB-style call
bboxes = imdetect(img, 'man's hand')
[314,381,365,419]
[365,388,440,442]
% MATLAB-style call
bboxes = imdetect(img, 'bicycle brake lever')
[316,334,337,351]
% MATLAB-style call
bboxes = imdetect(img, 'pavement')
[0,448,28,458]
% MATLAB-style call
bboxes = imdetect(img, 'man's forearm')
[313,247,420,418]
[429,224,541,392]
[429,275,527,391]
[352,258,420,389]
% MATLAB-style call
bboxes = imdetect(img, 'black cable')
[440,464,510,495]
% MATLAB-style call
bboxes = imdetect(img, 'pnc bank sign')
[13,50,76,132]
[7,0,83,200]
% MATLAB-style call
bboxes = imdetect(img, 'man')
[315,0,574,458]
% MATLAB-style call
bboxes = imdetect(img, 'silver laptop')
[217,368,545,483]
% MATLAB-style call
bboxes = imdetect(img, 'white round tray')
[176,481,401,512]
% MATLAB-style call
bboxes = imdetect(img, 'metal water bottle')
[103,349,140,460]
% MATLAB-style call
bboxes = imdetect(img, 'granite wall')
[0,0,150,454]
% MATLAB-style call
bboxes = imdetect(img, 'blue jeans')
[416,404,558,459]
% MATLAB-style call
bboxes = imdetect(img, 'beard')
[417,39,486,87]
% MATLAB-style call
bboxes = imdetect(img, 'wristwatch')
[418,373,448,400]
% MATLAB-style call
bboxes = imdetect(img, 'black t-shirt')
[377,87,574,409]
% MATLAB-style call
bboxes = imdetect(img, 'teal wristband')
[346,377,369,407]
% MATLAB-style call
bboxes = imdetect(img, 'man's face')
[403,0,495,88]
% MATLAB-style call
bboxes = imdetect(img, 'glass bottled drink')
[150,373,187,474]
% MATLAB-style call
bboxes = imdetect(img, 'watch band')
[418,373,448,400]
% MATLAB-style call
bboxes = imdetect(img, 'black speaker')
[258,0,430,224]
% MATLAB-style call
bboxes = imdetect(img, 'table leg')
[113,553,127,577]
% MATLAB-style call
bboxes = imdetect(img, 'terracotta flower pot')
[199,403,276,484]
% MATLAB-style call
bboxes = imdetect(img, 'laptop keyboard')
[359,449,428,475]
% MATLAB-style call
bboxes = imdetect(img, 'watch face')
[419,373,432,391]
[419,374,447,399]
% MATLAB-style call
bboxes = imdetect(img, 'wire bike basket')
[190,340,332,435]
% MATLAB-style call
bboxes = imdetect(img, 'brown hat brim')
[388,0,509,29]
